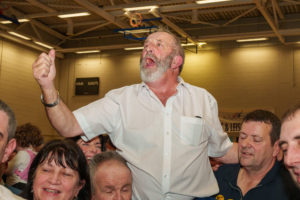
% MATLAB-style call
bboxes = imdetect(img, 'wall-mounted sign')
[75,77,99,95]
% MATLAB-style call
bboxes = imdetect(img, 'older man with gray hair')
[89,151,132,200]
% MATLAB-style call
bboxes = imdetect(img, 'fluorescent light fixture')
[118,28,157,34]
[236,38,268,42]
[0,18,29,24]
[8,31,30,40]
[76,50,100,54]
[181,42,207,46]
[124,5,158,12]
[196,0,232,4]
[198,42,207,46]
[34,41,53,49]
[124,47,144,50]
[58,12,90,18]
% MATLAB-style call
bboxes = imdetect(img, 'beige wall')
[1,38,300,141]
[0,39,62,141]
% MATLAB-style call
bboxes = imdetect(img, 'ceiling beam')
[254,0,285,44]
[0,30,64,58]
[73,0,128,29]
[10,7,67,40]
[57,43,143,53]
[151,9,198,44]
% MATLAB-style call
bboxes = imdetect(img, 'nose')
[143,43,153,54]
[89,145,99,154]
[285,145,300,167]
[112,192,123,200]
[48,172,60,184]
[239,137,251,148]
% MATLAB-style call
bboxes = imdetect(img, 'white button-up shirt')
[74,78,232,200]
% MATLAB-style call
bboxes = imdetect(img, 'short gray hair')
[0,99,16,142]
[89,151,129,194]
[151,26,185,74]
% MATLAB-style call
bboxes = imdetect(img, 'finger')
[33,53,51,68]
[48,49,55,65]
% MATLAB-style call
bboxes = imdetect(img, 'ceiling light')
[124,47,144,50]
[181,42,207,46]
[236,38,268,42]
[123,6,158,12]
[198,42,207,46]
[0,18,29,24]
[196,0,232,4]
[118,28,157,34]
[76,50,100,54]
[34,41,53,49]
[58,12,90,18]
[8,31,30,40]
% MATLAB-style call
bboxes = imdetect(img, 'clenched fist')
[32,49,56,90]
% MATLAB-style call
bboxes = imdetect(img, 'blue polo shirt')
[211,161,289,200]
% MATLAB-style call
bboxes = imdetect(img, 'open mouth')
[145,57,155,67]
[241,151,252,157]
[44,188,60,194]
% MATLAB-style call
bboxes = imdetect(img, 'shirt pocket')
[179,116,208,146]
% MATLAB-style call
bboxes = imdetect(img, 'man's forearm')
[42,89,83,137]
[215,142,238,164]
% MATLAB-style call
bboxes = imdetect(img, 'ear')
[2,138,16,163]
[272,140,280,158]
[171,55,183,70]
[75,179,86,196]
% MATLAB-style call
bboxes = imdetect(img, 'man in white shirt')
[0,100,24,200]
[32,29,238,199]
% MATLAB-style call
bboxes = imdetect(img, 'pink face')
[280,111,300,189]
[140,32,176,82]
[238,121,276,170]
[92,160,132,200]
[33,158,84,200]
[77,137,102,161]
[0,111,9,163]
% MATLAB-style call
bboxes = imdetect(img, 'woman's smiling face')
[33,158,84,200]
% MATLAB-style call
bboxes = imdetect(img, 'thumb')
[48,49,56,65]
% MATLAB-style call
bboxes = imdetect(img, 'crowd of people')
[0,29,300,200]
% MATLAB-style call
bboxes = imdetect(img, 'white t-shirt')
[6,149,35,186]
[74,78,232,200]
[0,185,25,200]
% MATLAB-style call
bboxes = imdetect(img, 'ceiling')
[1,0,300,57]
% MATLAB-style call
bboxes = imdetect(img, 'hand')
[32,49,56,90]
[210,157,223,171]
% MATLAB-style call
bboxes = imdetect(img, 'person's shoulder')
[214,163,240,179]
[182,81,217,104]
[0,185,25,200]
[106,83,141,96]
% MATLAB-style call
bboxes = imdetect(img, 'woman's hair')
[22,139,91,200]
[15,123,44,148]
[69,135,108,152]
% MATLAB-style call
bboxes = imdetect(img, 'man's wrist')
[41,90,60,107]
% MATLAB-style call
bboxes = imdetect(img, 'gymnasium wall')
[1,38,300,140]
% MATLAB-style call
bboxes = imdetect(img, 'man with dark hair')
[32,29,238,199]
[89,151,132,200]
[0,99,24,200]
[209,110,288,200]
[279,104,300,191]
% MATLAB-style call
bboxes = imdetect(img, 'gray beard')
[140,54,173,83]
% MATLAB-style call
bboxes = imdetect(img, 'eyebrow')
[294,135,300,140]
[278,140,286,148]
